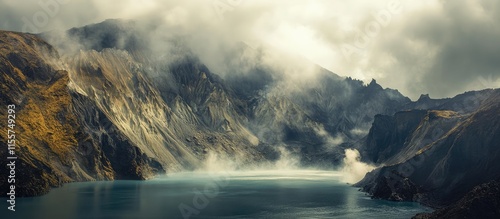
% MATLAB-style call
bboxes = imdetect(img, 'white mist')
[340,149,375,184]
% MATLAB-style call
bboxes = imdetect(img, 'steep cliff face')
[66,49,199,170]
[65,49,263,171]
[356,89,500,209]
[43,19,412,167]
[295,77,410,137]
[362,109,463,165]
[413,179,500,219]
[217,41,411,164]
[70,91,164,180]
[5,19,498,206]
[0,20,417,194]
[0,31,161,196]
[243,77,411,165]
[363,110,427,164]
[0,31,92,196]
[0,27,269,196]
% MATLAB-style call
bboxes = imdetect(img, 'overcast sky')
[1,0,499,99]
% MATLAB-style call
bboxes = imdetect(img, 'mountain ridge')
[1,19,499,218]
[355,89,500,210]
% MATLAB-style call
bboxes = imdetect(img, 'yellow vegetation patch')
[15,73,79,164]
[429,110,459,119]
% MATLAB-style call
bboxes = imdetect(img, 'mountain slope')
[413,179,500,219]
[0,30,164,196]
[66,48,264,170]
[44,19,412,167]
[356,89,500,209]
[3,19,498,205]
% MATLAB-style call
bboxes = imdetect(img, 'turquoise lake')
[10,170,430,219]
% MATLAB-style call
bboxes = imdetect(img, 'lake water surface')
[11,170,429,219]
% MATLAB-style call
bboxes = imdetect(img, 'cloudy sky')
[1,0,499,99]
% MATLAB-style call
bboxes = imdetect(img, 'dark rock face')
[71,92,165,180]
[357,90,500,217]
[223,55,411,165]
[357,169,424,202]
[413,180,500,219]
[363,110,428,164]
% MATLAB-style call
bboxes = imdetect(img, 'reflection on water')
[11,170,430,219]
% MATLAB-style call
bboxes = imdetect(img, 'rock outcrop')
[0,30,163,196]
[356,89,500,217]
[413,180,500,219]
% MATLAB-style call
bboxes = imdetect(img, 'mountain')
[413,179,500,219]
[1,19,499,218]
[355,89,500,216]
[0,30,167,196]
[0,19,413,196]
[45,19,412,166]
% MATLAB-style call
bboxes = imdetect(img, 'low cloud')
[1,0,499,99]
[340,149,375,184]
[338,0,500,99]
[314,126,344,152]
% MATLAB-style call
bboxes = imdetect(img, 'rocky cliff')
[413,179,500,219]
[2,20,499,219]
[0,20,415,196]
[44,19,412,167]
[0,30,164,197]
[356,89,500,217]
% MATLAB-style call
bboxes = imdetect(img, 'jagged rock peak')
[366,78,383,91]
[418,94,431,101]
